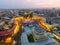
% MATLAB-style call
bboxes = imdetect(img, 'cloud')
[0,0,60,8]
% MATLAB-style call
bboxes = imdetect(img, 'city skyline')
[0,0,60,9]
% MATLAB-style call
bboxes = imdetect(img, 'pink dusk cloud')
[0,0,60,8]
